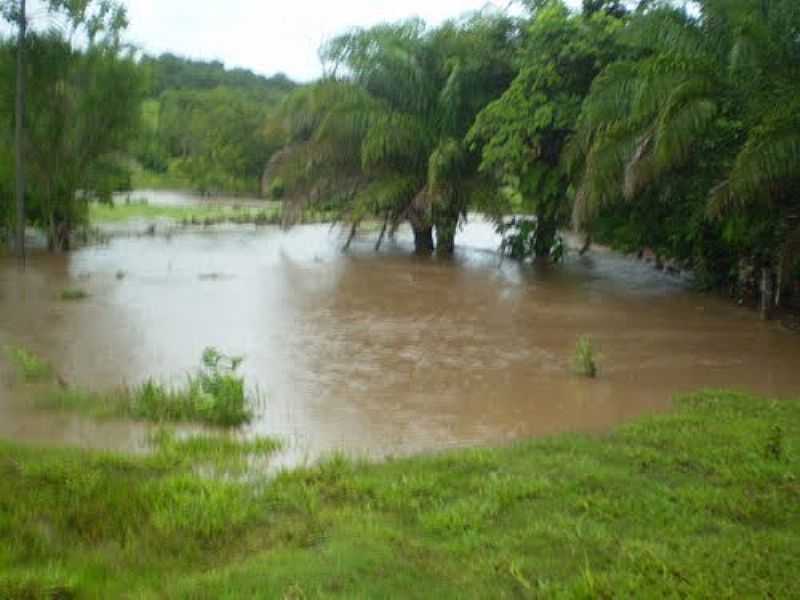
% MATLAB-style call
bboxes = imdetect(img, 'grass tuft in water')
[129,347,251,426]
[60,288,90,301]
[6,346,52,382]
[40,347,255,427]
[572,335,598,378]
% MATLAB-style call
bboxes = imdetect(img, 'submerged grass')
[5,346,52,383]
[1,390,798,598]
[30,348,254,428]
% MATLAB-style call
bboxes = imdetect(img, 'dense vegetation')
[1,391,797,597]
[0,0,142,250]
[0,0,296,252]
[2,0,799,308]
[262,0,800,315]
[132,54,296,194]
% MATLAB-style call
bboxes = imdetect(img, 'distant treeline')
[132,54,298,195]
[139,52,296,97]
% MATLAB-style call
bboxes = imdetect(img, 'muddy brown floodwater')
[1,216,799,465]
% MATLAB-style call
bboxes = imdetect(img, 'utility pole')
[14,0,26,265]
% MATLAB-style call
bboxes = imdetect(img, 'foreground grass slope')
[1,391,798,598]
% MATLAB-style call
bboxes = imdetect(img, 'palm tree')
[264,13,516,253]
[571,0,800,315]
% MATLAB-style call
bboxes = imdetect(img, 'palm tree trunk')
[435,221,457,254]
[375,212,389,251]
[579,234,592,256]
[534,212,557,258]
[343,221,358,251]
[14,0,27,265]
[407,188,434,254]
[413,226,434,254]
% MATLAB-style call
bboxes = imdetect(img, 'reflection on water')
[1,215,798,463]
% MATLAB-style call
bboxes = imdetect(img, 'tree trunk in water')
[435,221,457,255]
[14,0,27,265]
[343,221,358,251]
[375,213,389,251]
[579,234,592,256]
[760,266,774,321]
[413,226,434,254]
[47,219,55,253]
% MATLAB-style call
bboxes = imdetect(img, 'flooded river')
[1,204,799,463]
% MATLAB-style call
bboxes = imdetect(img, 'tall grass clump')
[572,336,598,378]
[129,347,252,427]
[6,346,52,382]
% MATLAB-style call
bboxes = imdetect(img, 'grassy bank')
[88,201,282,226]
[1,390,798,598]
[89,201,337,228]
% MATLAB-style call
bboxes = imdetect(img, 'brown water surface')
[1,216,798,463]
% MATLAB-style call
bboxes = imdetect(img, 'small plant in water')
[6,346,52,382]
[573,336,598,378]
[60,288,89,301]
[129,347,252,427]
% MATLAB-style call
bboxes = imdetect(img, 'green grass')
[12,347,255,428]
[89,200,339,228]
[5,346,52,383]
[36,348,255,428]
[60,288,90,302]
[1,390,798,598]
[88,201,282,225]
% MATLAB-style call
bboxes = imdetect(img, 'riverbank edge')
[1,389,797,598]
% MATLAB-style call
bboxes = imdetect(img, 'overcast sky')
[15,0,582,82]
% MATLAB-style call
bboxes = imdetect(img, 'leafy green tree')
[0,0,143,250]
[468,0,626,258]
[572,0,800,312]
[1,0,27,259]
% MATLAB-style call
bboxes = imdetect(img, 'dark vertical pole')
[14,0,27,265]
